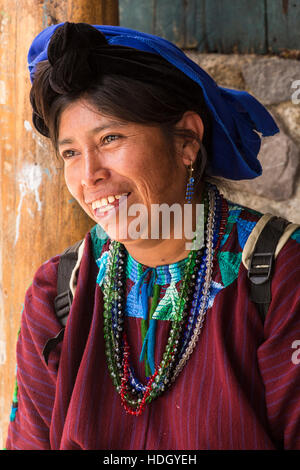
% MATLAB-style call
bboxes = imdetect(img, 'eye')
[102,134,120,145]
[61,149,79,159]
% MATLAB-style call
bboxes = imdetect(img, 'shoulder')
[217,198,300,288]
[220,200,263,252]
[221,198,300,255]
[215,200,262,288]
[22,225,107,322]
[32,224,109,285]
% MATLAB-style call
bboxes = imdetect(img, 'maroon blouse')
[6,204,300,450]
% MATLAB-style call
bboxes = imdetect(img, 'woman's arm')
[257,235,300,449]
[6,256,62,450]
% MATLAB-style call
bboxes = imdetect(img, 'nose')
[80,147,109,187]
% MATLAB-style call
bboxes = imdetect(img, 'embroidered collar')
[125,251,189,286]
[95,246,189,319]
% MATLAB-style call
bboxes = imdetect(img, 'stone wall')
[186,52,300,224]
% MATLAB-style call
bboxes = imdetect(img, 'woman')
[6,22,300,450]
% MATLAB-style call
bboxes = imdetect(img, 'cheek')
[132,157,168,194]
[136,153,185,203]
[148,142,184,182]
[63,164,82,201]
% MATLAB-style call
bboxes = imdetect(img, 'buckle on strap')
[247,252,274,285]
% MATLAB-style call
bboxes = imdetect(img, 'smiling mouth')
[91,192,131,218]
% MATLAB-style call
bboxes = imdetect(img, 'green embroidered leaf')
[152,282,180,321]
[218,251,242,288]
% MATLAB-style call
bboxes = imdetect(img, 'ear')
[175,111,204,166]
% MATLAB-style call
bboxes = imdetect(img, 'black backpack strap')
[54,239,84,326]
[247,216,290,322]
[42,239,83,365]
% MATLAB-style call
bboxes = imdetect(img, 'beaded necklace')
[102,184,227,415]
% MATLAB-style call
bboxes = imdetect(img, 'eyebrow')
[57,121,126,147]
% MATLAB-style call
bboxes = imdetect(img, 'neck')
[123,237,191,267]
[122,184,205,267]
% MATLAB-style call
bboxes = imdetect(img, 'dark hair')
[30,23,212,186]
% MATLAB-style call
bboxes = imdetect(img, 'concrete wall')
[186,51,300,224]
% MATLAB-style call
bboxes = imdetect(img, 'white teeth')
[91,200,101,209]
[101,197,109,206]
[91,193,129,210]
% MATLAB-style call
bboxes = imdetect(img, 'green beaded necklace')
[103,241,199,414]
[101,188,216,415]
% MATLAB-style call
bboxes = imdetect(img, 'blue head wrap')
[28,23,279,181]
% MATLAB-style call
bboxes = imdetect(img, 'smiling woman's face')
[57,99,190,242]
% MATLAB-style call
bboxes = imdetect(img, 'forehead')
[58,100,127,139]
[57,98,171,152]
